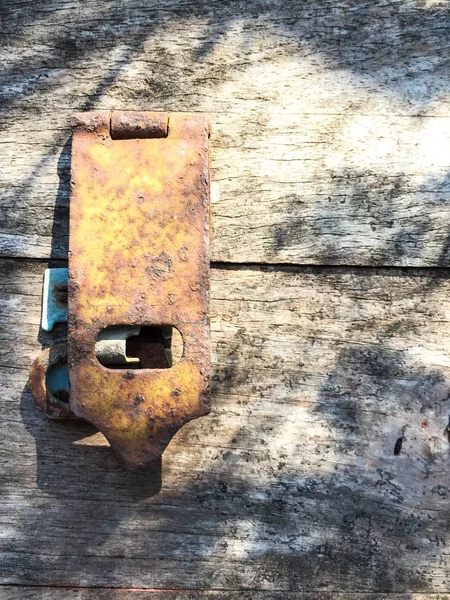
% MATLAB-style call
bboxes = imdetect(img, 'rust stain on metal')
[68,111,211,467]
[29,344,75,419]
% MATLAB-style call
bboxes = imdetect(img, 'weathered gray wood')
[3,592,448,600]
[3,0,450,593]
[1,0,450,265]
[2,593,450,600]
[3,259,450,591]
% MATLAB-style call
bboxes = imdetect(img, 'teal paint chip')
[41,268,68,331]
[46,362,69,395]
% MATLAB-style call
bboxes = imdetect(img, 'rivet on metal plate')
[29,111,211,468]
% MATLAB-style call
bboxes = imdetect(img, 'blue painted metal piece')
[41,268,68,331]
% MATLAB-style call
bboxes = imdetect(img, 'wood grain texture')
[3,259,450,592]
[4,593,450,600]
[2,593,450,600]
[3,0,450,594]
[1,0,450,265]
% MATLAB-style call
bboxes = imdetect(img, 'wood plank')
[1,1,450,265]
[1,591,450,600]
[3,259,450,591]
[3,592,450,600]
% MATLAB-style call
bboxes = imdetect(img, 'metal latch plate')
[68,111,211,467]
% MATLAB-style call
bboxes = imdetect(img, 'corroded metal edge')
[29,344,76,420]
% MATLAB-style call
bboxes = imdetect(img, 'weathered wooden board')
[2,594,450,600]
[3,0,450,595]
[3,593,450,600]
[3,259,450,592]
[1,0,450,265]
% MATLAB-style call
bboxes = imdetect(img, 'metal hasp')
[68,111,211,467]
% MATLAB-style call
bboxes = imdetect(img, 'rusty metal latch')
[29,111,211,468]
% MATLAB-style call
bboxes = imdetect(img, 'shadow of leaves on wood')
[11,281,450,592]
[272,170,450,267]
[2,0,450,593]
[1,0,450,264]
